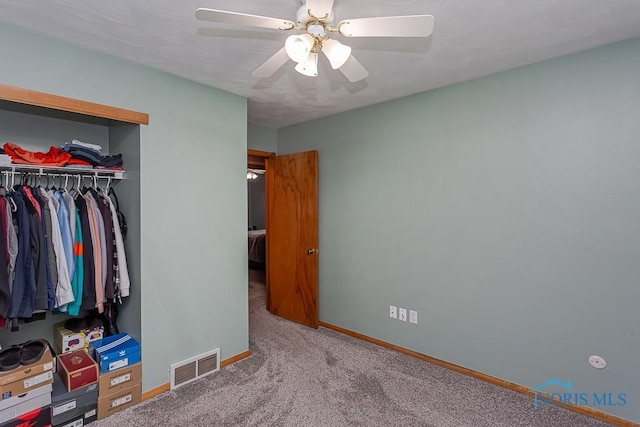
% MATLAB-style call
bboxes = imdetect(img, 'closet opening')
[0,85,144,354]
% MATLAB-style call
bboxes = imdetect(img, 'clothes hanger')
[50,174,59,191]
[5,173,18,211]
[20,172,28,188]
[70,174,81,197]
[3,171,17,211]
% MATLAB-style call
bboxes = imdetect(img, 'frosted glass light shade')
[321,39,352,69]
[247,171,258,180]
[285,34,314,63]
[294,52,318,77]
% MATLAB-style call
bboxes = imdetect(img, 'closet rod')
[0,164,124,179]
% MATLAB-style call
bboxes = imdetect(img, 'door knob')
[306,248,316,255]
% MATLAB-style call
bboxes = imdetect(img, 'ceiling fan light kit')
[295,52,319,77]
[285,34,315,63]
[321,39,351,69]
[196,1,434,82]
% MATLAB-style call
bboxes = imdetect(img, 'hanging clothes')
[7,190,36,330]
[90,189,115,300]
[0,176,131,331]
[81,191,104,314]
[0,195,10,327]
[74,194,96,313]
[38,188,73,309]
[106,188,130,298]
[67,207,84,317]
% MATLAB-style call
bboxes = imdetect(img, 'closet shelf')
[0,164,124,179]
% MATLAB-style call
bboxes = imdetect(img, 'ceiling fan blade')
[306,0,335,19]
[339,55,369,83]
[338,15,434,37]
[252,47,290,79]
[195,8,295,31]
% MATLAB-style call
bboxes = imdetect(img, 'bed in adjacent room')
[248,229,266,267]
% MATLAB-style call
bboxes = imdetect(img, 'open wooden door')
[266,150,318,328]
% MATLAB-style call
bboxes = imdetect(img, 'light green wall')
[248,122,277,152]
[247,123,273,230]
[0,24,249,391]
[278,38,640,422]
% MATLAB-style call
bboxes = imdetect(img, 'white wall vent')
[170,348,220,390]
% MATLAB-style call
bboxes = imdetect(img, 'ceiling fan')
[195,0,434,82]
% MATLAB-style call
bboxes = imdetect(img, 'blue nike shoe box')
[90,334,141,374]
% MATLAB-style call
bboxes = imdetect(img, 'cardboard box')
[0,384,52,412]
[51,374,98,425]
[55,322,104,355]
[0,384,51,424]
[98,363,141,397]
[52,403,97,427]
[96,382,141,420]
[0,405,51,427]
[57,350,98,392]
[90,334,140,374]
[0,347,55,400]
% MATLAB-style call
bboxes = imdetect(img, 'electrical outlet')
[399,308,407,322]
[389,305,397,319]
[409,310,418,324]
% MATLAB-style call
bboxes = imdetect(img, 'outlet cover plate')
[409,310,418,324]
[389,305,397,319]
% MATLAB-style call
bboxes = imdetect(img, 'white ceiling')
[1,1,640,128]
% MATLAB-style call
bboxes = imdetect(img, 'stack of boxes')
[51,373,98,426]
[0,385,52,426]
[52,331,142,425]
[90,334,142,420]
[54,322,103,355]
[0,346,55,427]
[53,348,100,426]
[0,328,141,426]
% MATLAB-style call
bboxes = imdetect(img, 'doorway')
[247,149,273,312]
[246,148,319,328]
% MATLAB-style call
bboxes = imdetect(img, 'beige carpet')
[93,269,611,426]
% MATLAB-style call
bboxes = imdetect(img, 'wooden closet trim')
[0,84,149,125]
[247,149,273,158]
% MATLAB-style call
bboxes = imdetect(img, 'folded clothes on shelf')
[3,142,74,167]
[70,138,103,153]
[1,141,123,169]
[62,143,123,168]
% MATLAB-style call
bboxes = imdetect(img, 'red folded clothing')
[66,158,92,166]
[3,142,72,167]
